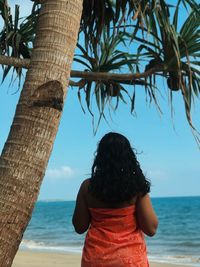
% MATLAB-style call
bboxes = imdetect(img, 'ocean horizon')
[38,195,200,201]
[20,196,200,266]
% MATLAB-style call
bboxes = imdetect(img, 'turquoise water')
[21,196,200,266]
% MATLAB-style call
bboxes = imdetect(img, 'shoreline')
[12,251,196,267]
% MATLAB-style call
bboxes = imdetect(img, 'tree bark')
[0,1,82,266]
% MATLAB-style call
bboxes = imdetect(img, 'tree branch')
[70,68,163,81]
[0,54,164,84]
[0,55,30,69]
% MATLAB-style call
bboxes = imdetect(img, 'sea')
[20,196,200,266]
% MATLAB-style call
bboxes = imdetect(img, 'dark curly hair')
[89,132,150,203]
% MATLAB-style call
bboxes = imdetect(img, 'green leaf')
[77,89,86,113]
[73,57,92,70]
[85,82,93,116]
[14,5,19,31]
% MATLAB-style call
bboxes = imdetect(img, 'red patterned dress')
[81,205,149,267]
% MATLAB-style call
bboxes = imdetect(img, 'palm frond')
[0,0,38,83]
[0,0,199,141]
[73,28,146,131]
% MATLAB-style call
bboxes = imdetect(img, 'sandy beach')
[12,251,194,267]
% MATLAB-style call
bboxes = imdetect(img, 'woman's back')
[82,204,149,267]
[85,178,137,209]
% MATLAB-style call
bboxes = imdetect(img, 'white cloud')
[45,166,74,180]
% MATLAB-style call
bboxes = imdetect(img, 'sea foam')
[20,240,82,254]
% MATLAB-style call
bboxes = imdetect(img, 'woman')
[73,132,158,266]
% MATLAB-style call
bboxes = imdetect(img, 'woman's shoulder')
[81,178,91,188]
[79,178,91,195]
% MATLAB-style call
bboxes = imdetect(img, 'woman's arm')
[136,194,158,236]
[72,179,91,234]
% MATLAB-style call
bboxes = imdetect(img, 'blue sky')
[0,1,200,200]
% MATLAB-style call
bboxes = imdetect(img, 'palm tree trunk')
[0,1,82,266]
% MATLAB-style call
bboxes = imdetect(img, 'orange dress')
[81,205,149,267]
